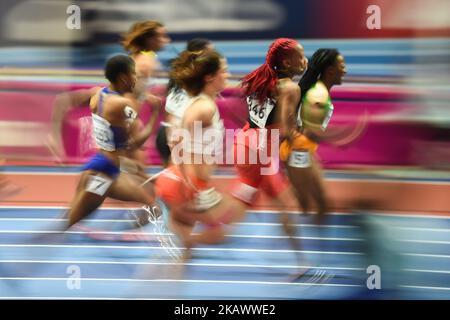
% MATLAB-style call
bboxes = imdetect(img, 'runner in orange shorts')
[231,38,309,268]
[280,48,348,224]
[155,48,246,256]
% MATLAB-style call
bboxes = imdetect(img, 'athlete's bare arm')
[278,81,301,141]
[182,100,215,129]
[48,86,101,158]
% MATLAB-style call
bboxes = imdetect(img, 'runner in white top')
[155,49,246,260]
[156,38,215,167]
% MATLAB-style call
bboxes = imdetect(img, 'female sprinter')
[66,54,156,228]
[155,38,214,167]
[155,49,247,257]
[49,20,170,177]
[232,38,308,259]
[279,48,348,224]
[48,21,170,229]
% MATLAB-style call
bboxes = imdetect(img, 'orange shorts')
[232,122,289,204]
[155,166,208,207]
[279,134,319,162]
[155,166,226,228]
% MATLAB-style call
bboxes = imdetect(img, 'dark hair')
[187,38,212,52]
[104,54,135,83]
[298,48,340,101]
[121,20,164,54]
[169,49,222,96]
[241,38,299,103]
[167,38,213,93]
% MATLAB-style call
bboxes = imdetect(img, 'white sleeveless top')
[163,87,192,127]
[92,88,137,152]
[92,114,116,152]
[178,94,225,156]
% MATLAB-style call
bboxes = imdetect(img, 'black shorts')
[155,125,171,164]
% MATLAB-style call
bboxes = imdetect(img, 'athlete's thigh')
[107,173,152,204]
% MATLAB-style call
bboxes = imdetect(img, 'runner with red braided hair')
[231,38,309,272]
[241,38,302,104]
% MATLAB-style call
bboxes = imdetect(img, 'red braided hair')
[241,38,299,103]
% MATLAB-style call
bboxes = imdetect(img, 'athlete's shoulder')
[90,86,102,96]
[89,88,102,111]
[186,96,216,122]
[278,79,300,96]
[191,96,216,112]
[108,94,135,112]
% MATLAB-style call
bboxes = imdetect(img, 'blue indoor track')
[0,205,448,300]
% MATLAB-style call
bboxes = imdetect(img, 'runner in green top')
[280,48,347,224]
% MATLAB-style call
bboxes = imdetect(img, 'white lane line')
[0,230,364,241]
[396,227,450,233]
[0,244,447,256]
[0,244,364,255]
[7,230,450,245]
[0,277,362,288]
[3,229,449,244]
[401,253,450,259]
[399,239,450,245]
[0,259,364,271]
[399,285,450,291]
[1,206,449,219]
[1,259,449,274]
[0,218,361,229]
[229,235,362,241]
[404,269,450,275]
[4,218,450,233]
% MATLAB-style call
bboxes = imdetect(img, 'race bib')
[86,175,113,196]
[194,188,223,211]
[124,106,138,124]
[247,96,276,128]
[92,114,115,151]
[288,150,311,168]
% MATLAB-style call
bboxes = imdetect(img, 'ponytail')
[299,48,340,101]
[241,38,299,104]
